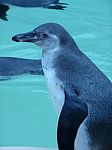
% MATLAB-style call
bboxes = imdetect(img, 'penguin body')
[12,23,112,150]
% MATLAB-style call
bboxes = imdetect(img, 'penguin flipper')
[58,3,68,5]
[57,91,88,150]
[45,4,67,10]
[0,57,44,78]
[0,4,9,21]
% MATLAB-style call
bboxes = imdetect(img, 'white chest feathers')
[42,52,65,114]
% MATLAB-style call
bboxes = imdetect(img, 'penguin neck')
[41,44,60,71]
[41,36,60,54]
[42,44,61,57]
[42,46,81,60]
[43,46,59,53]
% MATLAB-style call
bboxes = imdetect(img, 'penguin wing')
[57,90,88,150]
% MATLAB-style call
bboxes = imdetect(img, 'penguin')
[0,57,43,79]
[0,0,61,7]
[12,23,112,150]
[0,0,67,20]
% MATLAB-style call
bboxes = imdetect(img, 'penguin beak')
[12,31,37,43]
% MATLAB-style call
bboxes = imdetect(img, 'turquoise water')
[0,0,112,148]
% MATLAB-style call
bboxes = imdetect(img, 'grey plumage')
[12,23,112,150]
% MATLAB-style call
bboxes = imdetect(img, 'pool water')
[0,0,112,148]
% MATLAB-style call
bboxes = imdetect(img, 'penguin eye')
[41,33,48,38]
[35,32,48,40]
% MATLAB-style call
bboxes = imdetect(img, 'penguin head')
[12,23,76,50]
